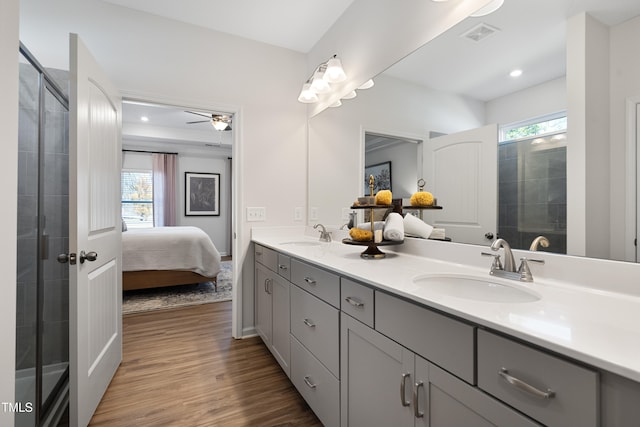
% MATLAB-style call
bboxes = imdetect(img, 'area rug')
[122,260,232,315]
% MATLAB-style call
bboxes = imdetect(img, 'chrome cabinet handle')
[413,381,425,418]
[303,318,316,328]
[344,296,364,307]
[304,277,316,285]
[499,368,555,399]
[400,373,411,407]
[278,264,288,271]
[264,278,272,294]
[303,375,317,389]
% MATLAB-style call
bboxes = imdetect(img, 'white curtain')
[152,153,177,226]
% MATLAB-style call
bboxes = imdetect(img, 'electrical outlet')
[247,207,266,222]
[294,207,303,221]
[310,207,319,221]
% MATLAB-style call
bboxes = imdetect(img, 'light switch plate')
[247,207,266,222]
[310,207,318,221]
[294,207,303,221]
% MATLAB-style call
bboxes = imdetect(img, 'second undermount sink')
[412,274,541,303]
[279,241,323,247]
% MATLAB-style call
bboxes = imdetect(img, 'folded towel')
[403,214,434,239]
[357,221,385,231]
[383,212,404,241]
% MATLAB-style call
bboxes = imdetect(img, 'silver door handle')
[414,381,425,418]
[344,296,364,307]
[57,253,77,265]
[79,250,97,264]
[499,368,555,399]
[400,373,411,407]
[303,375,317,389]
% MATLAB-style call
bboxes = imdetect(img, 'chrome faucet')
[529,236,550,251]
[313,223,332,242]
[490,238,517,272]
[482,238,545,282]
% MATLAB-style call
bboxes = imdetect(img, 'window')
[121,170,153,228]
[500,112,567,143]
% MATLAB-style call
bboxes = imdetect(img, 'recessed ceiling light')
[509,69,523,78]
[140,116,149,122]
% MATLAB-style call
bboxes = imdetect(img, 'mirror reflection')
[308,0,640,262]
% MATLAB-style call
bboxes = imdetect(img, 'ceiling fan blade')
[186,120,210,124]
[185,111,211,119]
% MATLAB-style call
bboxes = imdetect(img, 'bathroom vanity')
[252,227,640,426]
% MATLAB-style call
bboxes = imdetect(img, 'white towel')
[403,214,434,239]
[357,221,385,231]
[383,212,404,241]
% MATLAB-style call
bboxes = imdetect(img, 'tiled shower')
[16,46,70,427]
[497,132,567,254]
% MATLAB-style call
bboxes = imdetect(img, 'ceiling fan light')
[470,0,504,17]
[358,79,375,90]
[298,83,319,103]
[324,57,347,83]
[212,120,228,131]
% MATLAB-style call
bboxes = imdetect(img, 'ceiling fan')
[185,111,232,131]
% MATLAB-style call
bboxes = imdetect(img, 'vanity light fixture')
[329,100,342,108]
[297,54,348,104]
[509,69,523,77]
[341,90,357,100]
[358,79,375,90]
[470,0,504,17]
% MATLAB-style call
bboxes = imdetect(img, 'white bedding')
[122,226,221,277]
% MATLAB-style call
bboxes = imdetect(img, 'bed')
[122,226,222,291]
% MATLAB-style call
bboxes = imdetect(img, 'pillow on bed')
[122,219,127,232]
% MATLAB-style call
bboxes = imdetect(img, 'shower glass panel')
[16,46,70,427]
[497,131,567,254]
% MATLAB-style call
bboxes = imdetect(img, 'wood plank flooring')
[89,302,322,426]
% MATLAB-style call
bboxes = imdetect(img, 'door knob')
[57,253,77,265]
[484,232,495,240]
[79,250,98,264]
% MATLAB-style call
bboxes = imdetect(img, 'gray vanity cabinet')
[254,244,291,376]
[340,313,540,427]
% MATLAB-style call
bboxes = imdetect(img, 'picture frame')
[364,161,392,195]
[185,172,220,216]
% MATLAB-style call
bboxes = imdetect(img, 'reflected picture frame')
[185,172,220,216]
[364,161,392,195]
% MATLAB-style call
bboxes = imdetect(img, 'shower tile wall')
[498,137,567,254]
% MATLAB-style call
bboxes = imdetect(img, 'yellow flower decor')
[375,189,392,205]
[410,191,434,206]
[349,227,373,242]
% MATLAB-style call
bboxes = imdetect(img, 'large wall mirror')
[308,0,640,262]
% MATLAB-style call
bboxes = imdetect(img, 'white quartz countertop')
[252,227,640,383]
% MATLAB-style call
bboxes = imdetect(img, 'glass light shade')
[358,79,375,90]
[310,70,331,94]
[324,57,347,83]
[212,120,228,131]
[470,0,504,17]
[341,90,357,100]
[329,100,342,108]
[298,83,319,103]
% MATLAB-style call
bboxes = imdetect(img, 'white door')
[423,124,498,245]
[68,33,122,427]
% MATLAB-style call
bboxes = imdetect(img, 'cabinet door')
[254,262,272,345]
[270,273,290,376]
[418,359,540,427]
[341,313,414,427]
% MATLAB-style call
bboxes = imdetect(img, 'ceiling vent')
[460,23,500,42]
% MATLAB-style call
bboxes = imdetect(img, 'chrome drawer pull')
[499,368,556,399]
[303,318,316,328]
[279,264,288,271]
[303,375,317,389]
[344,296,364,307]
[400,373,411,407]
[413,381,425,418]
[304,277,317,285]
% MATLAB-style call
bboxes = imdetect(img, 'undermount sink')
[412,274,541,303]
[279,241,323,247]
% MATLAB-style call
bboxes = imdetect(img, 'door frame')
[625,96,640,262]
[120,91,243,337]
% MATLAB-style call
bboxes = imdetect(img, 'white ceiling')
[115,0,640,148]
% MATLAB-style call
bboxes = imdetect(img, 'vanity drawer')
[477,329,598,427]
[277,253,291,281]
[375,291,475,384]
[340,277,374,328]
[291,259,340,307]
[290,335,340,427]
[254,244,277,272]
[290,285,340,378]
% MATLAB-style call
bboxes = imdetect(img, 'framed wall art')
[364,161,392,194]
[185,172,220,216]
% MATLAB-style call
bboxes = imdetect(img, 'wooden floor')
[90,301,322,427]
